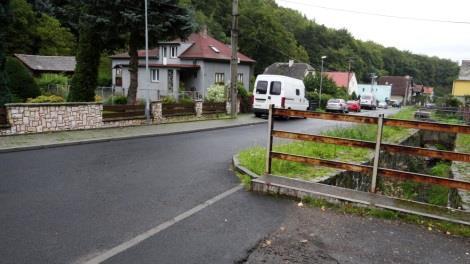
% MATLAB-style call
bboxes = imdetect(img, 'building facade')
[111,31,255,101]
[356,84,392,103]
[453,60,470,101]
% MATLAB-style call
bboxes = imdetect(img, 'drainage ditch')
[321,130,463,209]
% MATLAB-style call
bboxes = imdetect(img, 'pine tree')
[0,0,12,106]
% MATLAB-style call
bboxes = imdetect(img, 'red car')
[347,100,361,112]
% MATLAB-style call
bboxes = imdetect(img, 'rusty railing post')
[371,114,384,193]
[266,104,274,175]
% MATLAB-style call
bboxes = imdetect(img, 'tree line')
[0,0,461,106]
[189,0,459,96]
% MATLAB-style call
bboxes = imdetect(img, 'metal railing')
[265,105,470,193]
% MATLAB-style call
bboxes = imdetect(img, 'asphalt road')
[1,108,402,264]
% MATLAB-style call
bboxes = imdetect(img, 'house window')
[296,89,300,96]
[162,47,168,58]
[170,46,178,58]
[151,69,159,82]
[237,73,243,83]
[215,73,225,84]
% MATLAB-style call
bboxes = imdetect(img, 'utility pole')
[319,56,327,109]
[144,0,150,123]
[347,58,352,94]
[230,0,239,118]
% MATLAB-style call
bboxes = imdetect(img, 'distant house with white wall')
[110,31,255,100]
[324,71,358,95]
[357,84,392,103]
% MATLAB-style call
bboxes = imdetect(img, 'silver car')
[378,101,388,109]
[326,99,348,113]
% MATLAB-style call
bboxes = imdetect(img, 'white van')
[360,93,377,110]
[252,74,309,117]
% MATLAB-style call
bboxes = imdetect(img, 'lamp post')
[144,0,151,123]
[319,56,327,109]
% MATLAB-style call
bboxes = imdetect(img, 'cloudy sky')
[275,0,470,63]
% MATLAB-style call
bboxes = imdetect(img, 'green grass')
[456,134,470,153]
[399,161,451,207]
[303,196,470,237]
[238,107,416,181]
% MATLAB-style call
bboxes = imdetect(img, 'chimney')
[201,26,208,38]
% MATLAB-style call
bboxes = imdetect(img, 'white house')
[110,31,255,101]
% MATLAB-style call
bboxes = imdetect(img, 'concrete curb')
[0,120,267,153]
[232,154,470,226]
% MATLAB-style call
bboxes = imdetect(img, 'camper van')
[360,93,377,110]
[252,74,309,117]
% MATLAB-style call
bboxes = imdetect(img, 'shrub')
[26,95,65,103]
[162,96,176,104]
[205,84,225,103]
[6,57,40,101]
[36,73,69,88]
[179,95,193,105]
[94,95,103,102]
[104,95,127,105]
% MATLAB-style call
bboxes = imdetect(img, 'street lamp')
[144,0,151,124]
[319,56,327,109]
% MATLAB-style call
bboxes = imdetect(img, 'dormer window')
[162,47,168,58]
[170,46,178,58]
[210,45,220,53]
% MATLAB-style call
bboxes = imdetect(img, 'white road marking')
[82,185,243,264]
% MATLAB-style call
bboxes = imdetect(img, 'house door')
[168,70,174,93]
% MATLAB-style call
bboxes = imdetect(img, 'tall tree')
[40,0,121,102]
[5,0,75,55]
[0,0,12,106]
[118,0,195,104]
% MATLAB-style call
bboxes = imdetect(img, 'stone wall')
[0,103,103,135]
[0,100,229,136]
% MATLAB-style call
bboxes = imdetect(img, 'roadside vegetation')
[238,107,416,181]
[302,196,470,237]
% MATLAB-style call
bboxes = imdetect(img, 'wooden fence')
[0,107,8,127]
[202,102,226,115]
[162,103,195,117]
[103,105,146,121]
[265,106,470,195]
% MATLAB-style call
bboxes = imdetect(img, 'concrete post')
[195,100,203,118]
[226,99,240,115]
[151,101,163,124]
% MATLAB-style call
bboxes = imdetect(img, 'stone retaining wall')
[0,103,103,135]
[0,100,230,136]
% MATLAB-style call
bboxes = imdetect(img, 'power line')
[277,0,470,25]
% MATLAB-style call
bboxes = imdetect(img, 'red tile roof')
[423,86,434,95]
[324,72,354,88]
[179,33,255,63]
[110,48,159,59]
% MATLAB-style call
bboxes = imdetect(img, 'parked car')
[378,101,388,109]
[390,100,401,108]
[360,94,377,110]
[326,99,348,113]
[346,100,361,112]
[252,74,309,117]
